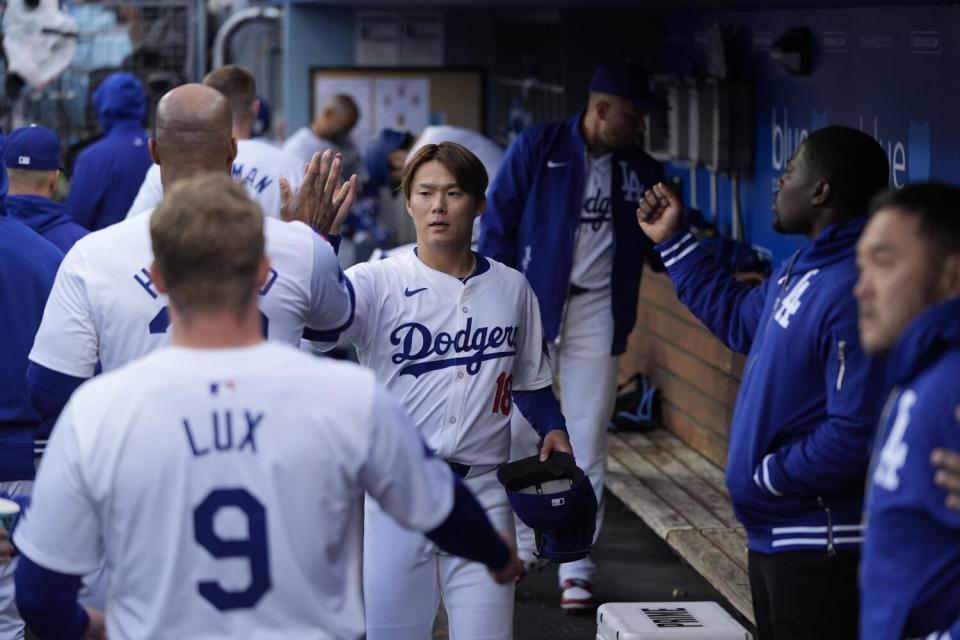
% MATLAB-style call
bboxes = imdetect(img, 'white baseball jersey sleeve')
[29,211,352,377]
[125,139,304,219]
[14,343,454,640]
[322,251,553,466]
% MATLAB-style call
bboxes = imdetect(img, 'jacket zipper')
[836,339,846,391]
[817,496,837,557]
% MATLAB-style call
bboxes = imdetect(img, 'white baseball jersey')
[282,128,365,186]
[14,342,454,640]
[29,210,351,378]
[125,139,305,219]
[571,152,614,290]
[322,251,552,466]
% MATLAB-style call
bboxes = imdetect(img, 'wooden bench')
[605,429,753,623]
[610,266,755,622]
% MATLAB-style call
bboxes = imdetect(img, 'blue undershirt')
[425,475,510,569]
[15,556,89,640]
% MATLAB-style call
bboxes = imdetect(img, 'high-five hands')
[279,149,358,236]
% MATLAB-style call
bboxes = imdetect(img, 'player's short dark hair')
[869,182,960,258]
[801,126,889,214]
[151,173,264,315]
[203,65,257,125]
[401,142,488,202]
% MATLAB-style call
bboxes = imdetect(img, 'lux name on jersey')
[390,317,518,378]
[183,409,264,458]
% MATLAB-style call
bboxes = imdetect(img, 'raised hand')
[636,182,683,244]
[279,149,357,235]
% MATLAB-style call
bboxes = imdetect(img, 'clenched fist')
[636,182,683,245]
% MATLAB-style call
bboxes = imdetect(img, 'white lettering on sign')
[771,107,808,171]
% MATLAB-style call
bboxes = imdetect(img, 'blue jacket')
[478,113,663,355]
[6,195,87,253]
[656,218,885,553]
[860,296,960,640]
[0,216,63,481]
[66,72,151,230]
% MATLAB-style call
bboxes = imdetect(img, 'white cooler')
[596,602,752,640]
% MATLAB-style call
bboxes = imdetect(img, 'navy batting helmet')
[497,452,597,563]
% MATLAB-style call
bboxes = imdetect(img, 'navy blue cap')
[3,125,61,171]
[588,62,662,109]
[498,452,598,563]
[365,128,415,189]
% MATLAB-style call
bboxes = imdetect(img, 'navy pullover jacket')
[0,217,62,481]
[6,194,87,253]
[860,295,960,640]
[478,113,663,355]
[656,218,885,553]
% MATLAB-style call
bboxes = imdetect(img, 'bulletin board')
[309,67,485,150]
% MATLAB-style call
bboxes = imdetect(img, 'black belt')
[447,461,471,478]
[569,284,591,297]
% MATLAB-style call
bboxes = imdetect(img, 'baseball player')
[27,84,356,440]
[309,141,571,640]
[365,126,504,249]
[0,149,63,640]
[637,126,888,639]
[125,65,304,220]
[478,62,665,608]
[4,125,88,253]
[12,173,521,640]
[855,183,960,640]
[283,94,364,184]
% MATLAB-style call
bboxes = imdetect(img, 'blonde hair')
[150,172,264,315]
[203,64,258,125]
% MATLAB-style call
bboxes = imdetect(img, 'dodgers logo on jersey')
[618,161,644,202]
[774,269,819,329]
[390,317,518,378]
[581,188,612,231]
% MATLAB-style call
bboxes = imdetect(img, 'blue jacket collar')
[887,295,960,387]
[5,195,72,234]
[793,216,867,272]
[567,112,587,159]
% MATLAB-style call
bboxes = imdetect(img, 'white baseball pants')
[364,469,515,640]
[509,287,617,584]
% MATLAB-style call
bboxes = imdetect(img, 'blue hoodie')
[479,113,664,355]
[65,72,151,231]
[656,218,885,553]
[860,296,960,640]
[6,194,87,253]
[0,140,64,481]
